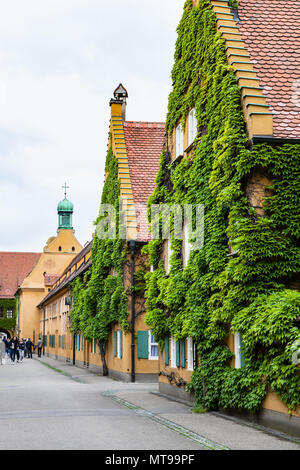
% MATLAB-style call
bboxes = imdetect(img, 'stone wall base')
[159,381,194,404]
[219,407,300,439]
[158,382,300,438]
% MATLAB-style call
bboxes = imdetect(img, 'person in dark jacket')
[9,336,19,362]
[36,338,43,358]
[18,339,25,362]
[26,338,34,358]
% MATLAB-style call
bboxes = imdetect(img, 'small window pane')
[6,309,13,318]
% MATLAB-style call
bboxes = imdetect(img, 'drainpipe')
[129,240,136,383]
[73,333,76,365]
[43,308,45,356]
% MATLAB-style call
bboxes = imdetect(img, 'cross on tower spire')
[62,182,69,199]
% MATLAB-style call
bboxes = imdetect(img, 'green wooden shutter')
[165,337,169,365]
[180,340,186,368]
[176,341,180,368]
[114,331,117,357]
[137,331,149,359]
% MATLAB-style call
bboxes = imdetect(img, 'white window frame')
[188,108,197,146]
[170,336,176,368]
[117,330,122,358]
[187,337,194,371]
[148,331,159,360]
[183,221,192,267]
[234,332,242,369]
[176,123,184,158]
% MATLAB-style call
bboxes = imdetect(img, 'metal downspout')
[129,240,136,383]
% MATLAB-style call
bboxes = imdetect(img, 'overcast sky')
[0,0,184,252]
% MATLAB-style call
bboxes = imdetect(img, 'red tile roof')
[238,0,300,139]
[0,252,41,298]
[124,121,165,242]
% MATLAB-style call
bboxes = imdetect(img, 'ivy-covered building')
[0,252,41,338]
[41,85,165,382]
[144,0,300,434]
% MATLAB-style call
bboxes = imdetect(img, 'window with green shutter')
[165,337,169,365]
[180,340,186,368]
[137,331,149,359]
[114,331,117,357]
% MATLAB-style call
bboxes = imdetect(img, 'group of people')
[0,336,43,365]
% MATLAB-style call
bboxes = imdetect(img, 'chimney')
[110,83,128,121]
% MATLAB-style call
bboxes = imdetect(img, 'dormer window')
[176,123,184,158]
[188,108,197,146]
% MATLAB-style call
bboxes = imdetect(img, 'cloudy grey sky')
[0,0,184,252]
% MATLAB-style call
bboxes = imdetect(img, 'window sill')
[184,142,194,153]
[171,154,184,165]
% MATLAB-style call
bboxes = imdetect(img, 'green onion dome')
[57,197,74,213]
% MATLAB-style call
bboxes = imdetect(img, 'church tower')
[57,183,73,230]
[17,184,83,339]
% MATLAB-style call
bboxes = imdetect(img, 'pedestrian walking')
[18,339,25,362]
[36,338,43,358]
[0,338,6,365]
[26,338,33,358]
[24,338,28,357]
[9,336,19,363]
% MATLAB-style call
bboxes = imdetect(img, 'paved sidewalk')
[34,355,300,450]
[0,354,299,450]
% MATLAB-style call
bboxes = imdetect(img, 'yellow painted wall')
[19,229,82,340]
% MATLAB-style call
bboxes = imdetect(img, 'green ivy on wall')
[70,143,129,358]
[0,298,17,333]
[144,0,300,413]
